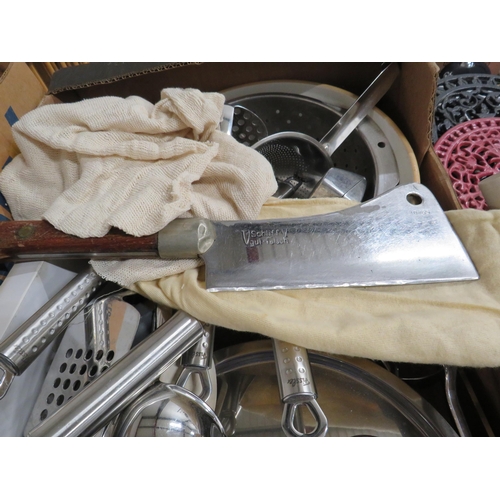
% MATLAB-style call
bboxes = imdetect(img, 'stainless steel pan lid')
[214,340,457,437]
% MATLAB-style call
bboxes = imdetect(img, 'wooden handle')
[0,220,159,262]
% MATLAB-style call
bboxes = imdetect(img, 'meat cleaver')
[0,183,479,291]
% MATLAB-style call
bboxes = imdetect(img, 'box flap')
[0,63,47,169]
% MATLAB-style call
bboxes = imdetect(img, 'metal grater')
[24,292,141,434]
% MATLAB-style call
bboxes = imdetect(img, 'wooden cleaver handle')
[0,218,216,262]
[0,220,159,262]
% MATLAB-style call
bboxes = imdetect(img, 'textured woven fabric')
[132,197,500,368]
[0,88,277,285]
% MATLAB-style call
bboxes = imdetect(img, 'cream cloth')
[131,197,500,368]
[0,88,277,285]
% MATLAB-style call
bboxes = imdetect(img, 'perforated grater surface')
[24,292,141,434]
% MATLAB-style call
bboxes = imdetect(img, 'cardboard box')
[0,62,464,210]
[0,63,47,170]
[45,61,461,211]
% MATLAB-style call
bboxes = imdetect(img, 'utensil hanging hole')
[75,349,83,359]
[377,142,386,148]
[85,349,93,361]
[106,351,115,362]
[65,349,73,358]
[53,378,61,388]
[69,364,77,374]
[59,363,67,373]
[73,380,81,391]
[63,379,71,390]
[406,193,423,205]
[46,393,54,404]
[89,365,98,377]
[56,395,64,406]
[79,365,87,375]
[40,409,48,421]
[96,350,103,361]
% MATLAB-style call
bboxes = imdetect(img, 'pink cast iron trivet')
[434,118,500,209]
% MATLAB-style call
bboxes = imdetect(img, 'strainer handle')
[321,62,400,156]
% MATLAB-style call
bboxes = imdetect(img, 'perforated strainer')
[252,63,399,199]
[24,291,141,434]
[222,80,419,199]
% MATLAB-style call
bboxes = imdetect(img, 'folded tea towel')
[132,197,500,368]
[0,88,278,284]
[2,89,500,367]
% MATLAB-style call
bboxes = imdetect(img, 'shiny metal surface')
[220,105,234,135]
[252,64,397,200]
[201,183,479,292]
[26,311,204,436]
[230,105,268,146]
[444,366,471,437]
[253,132,367,200]
[113,383,225,437]
[273,339,328,437]
[223,80,417,199]
[24,292,141,434]
[177,324,215,402]
[214,340,458,437]
[320,63,399,156]
[0,266,103,399]
[311,167,367,201]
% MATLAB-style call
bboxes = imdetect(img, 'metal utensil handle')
[26,310,204,437]
[281,399,329,438]
[273,339,328,437]
[321,62,400,156]
[220,105,234,135]
[176,324,215,402]
[0,265,103,376]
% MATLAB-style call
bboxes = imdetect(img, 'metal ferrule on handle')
[0,266,103,399]
[26,310,205,437]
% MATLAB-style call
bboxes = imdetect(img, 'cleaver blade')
[200,183,479,291]
[0,183,479,292]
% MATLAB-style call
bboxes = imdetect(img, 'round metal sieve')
[222,81,419,200]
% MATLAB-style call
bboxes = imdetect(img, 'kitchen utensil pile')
[0,63,491,437]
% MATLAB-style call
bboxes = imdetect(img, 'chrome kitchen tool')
[223,80,418,199]
[310,167,367,201]
[26,310,205,437]
[0,183,479,291]
[252,63,399,199]
[113,382,225,437]
[228,105,268,146]
[219,104,267,145]
[273,339,328,437]
[214,340,458,437]
[219,105,234,135]
[175,323,215,402]
[23,290,141,434]
[0,265,104,400]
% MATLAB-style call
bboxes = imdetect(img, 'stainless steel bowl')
[214,340,457,437]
